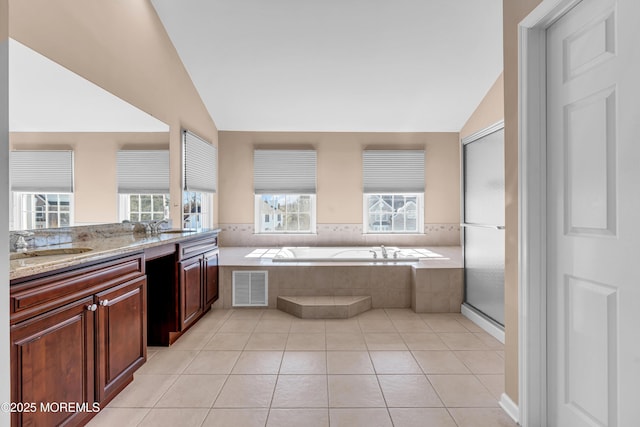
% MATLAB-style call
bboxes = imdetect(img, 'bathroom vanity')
[8,228,219,427]
[145,233,219,346]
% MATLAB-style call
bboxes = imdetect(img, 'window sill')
[254,232,318,235]
[362,232,425,236]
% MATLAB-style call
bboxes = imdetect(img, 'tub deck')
[217,246,463,313]
[219,246,462,268]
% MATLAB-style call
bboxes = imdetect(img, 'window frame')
[362,193,424,234]
[118,193,170,223]
[11,192,74,230]
[182,191,213,230]
[254,194,317,234]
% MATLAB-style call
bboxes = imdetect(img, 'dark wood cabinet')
[10,253,146,427]
[177,235,219,330]
[204,250,219,309]
[10,296,96,427]
[9,232,219,426]
[179,255,204,329]
[178,248,218,330]
[145,231,219,346]
[95,276,147,402]
[179,235,218,330]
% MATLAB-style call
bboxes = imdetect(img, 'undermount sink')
[10,247,93,260]
[160,229,197,234]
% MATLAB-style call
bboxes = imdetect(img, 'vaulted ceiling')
[151,0,503,132]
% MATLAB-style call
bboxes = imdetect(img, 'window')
[12,193,73,230]
[10,150,74,230]
[183,191,212,229]
[364,194,423,233]
[362,150,425,234]
[253,149,317,234]
[117,150,170,223]
[255,194,316,233]
[119,194,170,222]
[182,130,216,229]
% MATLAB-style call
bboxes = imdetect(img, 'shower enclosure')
[461,122,505,326]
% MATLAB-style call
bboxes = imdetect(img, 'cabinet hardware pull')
[86,304,97,312]
[99,299,110,307]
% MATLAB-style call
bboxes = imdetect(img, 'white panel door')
[546,0,640,426]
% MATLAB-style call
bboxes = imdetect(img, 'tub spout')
[380,245,388,258]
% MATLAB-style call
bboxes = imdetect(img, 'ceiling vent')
[232,271,268,307]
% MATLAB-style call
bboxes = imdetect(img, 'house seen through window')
[183,191,212,229]
[12,193,73,230]
[364,194,422,233]
[119,194,169,222]
[256,194,315,233]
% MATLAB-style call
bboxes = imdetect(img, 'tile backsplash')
[218,223,460,247]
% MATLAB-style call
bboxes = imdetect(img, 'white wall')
[1,8,12,423]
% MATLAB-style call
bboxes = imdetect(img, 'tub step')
[277,296,372,319]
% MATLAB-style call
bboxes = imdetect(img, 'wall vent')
[232,271,268,307]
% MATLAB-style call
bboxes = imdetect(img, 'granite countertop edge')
[10,228,220,282]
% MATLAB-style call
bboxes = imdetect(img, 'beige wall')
[503,0,543,405]
[8,0,219,224]
[460,73,504,139]
[219,131,460,230]
[10,132,169,225]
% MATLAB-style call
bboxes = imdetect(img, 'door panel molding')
[518,0,640,425]
[518,1,584,426]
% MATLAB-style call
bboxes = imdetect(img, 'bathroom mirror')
[8,39,170,230]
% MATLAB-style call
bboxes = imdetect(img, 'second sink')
[10,247,93,261]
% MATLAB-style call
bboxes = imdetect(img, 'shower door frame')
[460,120,505,337]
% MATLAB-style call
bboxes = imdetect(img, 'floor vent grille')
[232,271,268,307]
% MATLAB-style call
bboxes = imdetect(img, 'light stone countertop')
[10,229,220,282]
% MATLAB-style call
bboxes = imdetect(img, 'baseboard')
[460,303,505,344]
[500,393,520,424]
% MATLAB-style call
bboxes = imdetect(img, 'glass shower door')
[462,125,505,326]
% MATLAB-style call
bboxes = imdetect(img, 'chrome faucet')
[369,249,378,259]
[12,231,34,252]
[380,245,388,258]
[149,219,169,234]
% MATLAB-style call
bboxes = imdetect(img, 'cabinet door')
[204,250,219,309]
[11,297,95,427]
[95,277,147,402]
[179,256,204,330]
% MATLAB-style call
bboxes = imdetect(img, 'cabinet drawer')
[10,253,145,324]
[178,235,218,260]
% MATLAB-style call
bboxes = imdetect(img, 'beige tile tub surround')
[89,308,516,427]
[411,268,464,313]
[217,247,463,313]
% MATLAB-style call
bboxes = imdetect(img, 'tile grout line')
[93,309,510,426]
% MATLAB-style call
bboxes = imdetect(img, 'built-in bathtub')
[255,246,446,262]
[219,246,463,312]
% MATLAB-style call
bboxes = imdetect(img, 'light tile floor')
[88,308,517,427]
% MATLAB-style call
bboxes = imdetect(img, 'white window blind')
[254,150,317,194]
[117,150,170,194]
[363,150,425,193]
[183,130,217,193]
[10,150,74,192]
